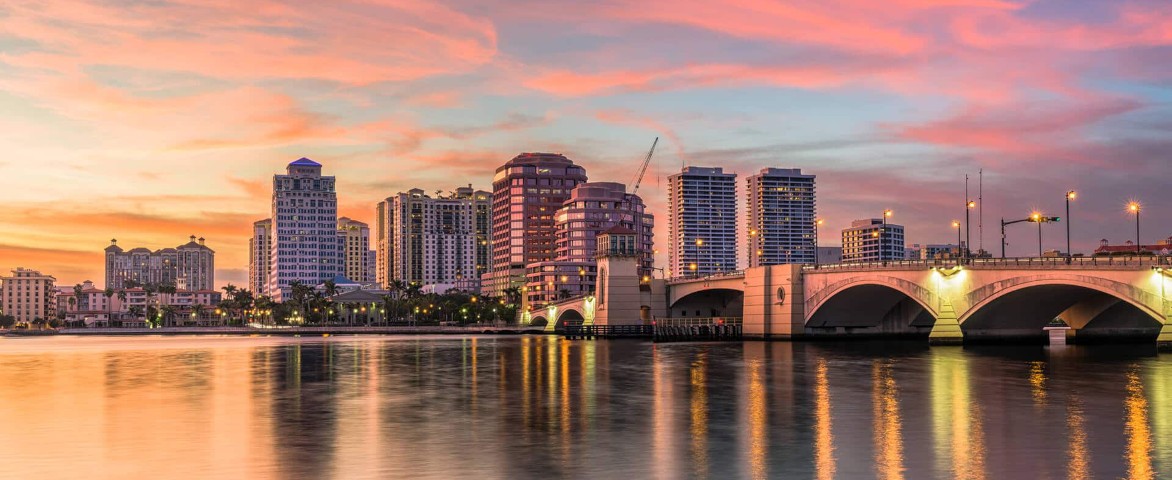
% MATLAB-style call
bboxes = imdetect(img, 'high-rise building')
[376,186,491,290]
[104,236,214,290]
[746,168,816,266]
[338,217,373,283]
[485,153,587,296]
[668,166,737,277]
[842,219,906,262]
[249,219,272,295]
[0,268,56,324]
[268,157,341,302]
[524,182,653,305]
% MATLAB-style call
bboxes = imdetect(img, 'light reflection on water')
[0,336,1170,479]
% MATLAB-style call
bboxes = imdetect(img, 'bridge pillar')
[594,229,644,326]
[744,264,804,340]
[928,299,963,345]
[1158,305,1172,350]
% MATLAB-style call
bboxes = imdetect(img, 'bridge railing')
[653,317,743,327]
[804,255,1170,272]
[666,271,746,284]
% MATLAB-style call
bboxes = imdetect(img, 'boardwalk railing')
[563,324,653,339]
[653,317,743,342]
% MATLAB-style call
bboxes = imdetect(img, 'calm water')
[1,336,1170,479]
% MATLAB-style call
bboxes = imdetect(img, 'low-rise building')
[0,268,56,325]
[1093,237,1172,256]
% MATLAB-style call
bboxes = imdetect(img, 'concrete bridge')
[663,257,1172,345]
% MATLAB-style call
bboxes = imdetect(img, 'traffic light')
[1046,216,1061,222]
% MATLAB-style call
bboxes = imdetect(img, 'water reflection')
[1126,368,1155,479]
[813,358,836,480]
[872,360,904,480]
[0,337,1170,478]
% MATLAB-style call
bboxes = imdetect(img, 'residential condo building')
[249,219,271,295]
[376,186,491,290]
[668,166,737,277]
[842,218,906,262]
[104,236,215,290]
[746,168,816,266]
[524,182,653,305]
[338,217,374,284]
[0,268,56,324]
[268,157,342,301]
[485,153,587,296]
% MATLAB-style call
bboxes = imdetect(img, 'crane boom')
[630,137,658,195]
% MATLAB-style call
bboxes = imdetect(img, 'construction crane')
[629,137,658,196]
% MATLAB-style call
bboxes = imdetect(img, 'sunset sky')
[1,0,1170,288]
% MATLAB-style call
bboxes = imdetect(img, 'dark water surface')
[0,335,1169,479]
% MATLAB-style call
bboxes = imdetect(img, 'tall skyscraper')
[746,168,816,266]
[337,217,373,283]
[268,157,340,301]
[668,166,737,277]
[103,236,215,290]
[524,182,653,305]
[249,218,271,295]
[485,153,587,296]
[842,219,906,262]
[376,186,491,290]
[0,267,56,324]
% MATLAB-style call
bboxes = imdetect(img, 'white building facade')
[104,236,215,290]
[338,217,374,284]
[249,218,271,295]
[268,157,342,302]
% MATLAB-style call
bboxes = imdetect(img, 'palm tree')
[502,287,522,306]
[323,280,339,298]
[116,289,127,327]
[128,306,143,326]
[67,296,77,327]
[104,287,114,326]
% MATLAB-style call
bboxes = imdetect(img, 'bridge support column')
[1158,309,1172,350]
[744,265,804,340]
[928,299,963,346]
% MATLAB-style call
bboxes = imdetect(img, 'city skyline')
[2,0,1172,288]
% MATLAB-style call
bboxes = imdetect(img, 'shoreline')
[2,326,550,337]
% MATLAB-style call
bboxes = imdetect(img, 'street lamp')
[749,229,757,267]
[965,200,976,260]
[1128,201,1141,255]
[814,219,824,268]
[1065,191,1076,263]
[881,210,893,264]
[695,238,704,275]
[953,221,962,260]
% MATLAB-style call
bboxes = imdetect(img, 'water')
[0,335,1169,479]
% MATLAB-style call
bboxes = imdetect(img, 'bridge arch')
[529,314,549,328]
[669,288,744,318]
[959,276,1165,343]
[556,308,585,329]
[805,279,938,335]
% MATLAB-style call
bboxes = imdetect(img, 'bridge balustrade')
[804,255,1170,272]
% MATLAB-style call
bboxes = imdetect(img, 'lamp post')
[1129,202,1141,255]
[814,219,824,269]
[881,210,893,265]
[965,200,976,260]
[1066,191,1076,263]
[953,221,962,261]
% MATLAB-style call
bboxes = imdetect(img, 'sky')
[1,0,1170,289]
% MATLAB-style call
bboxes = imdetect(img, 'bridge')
[663,257,1172,345]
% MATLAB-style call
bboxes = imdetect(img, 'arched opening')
[806,284,935,338]
[557,309,585,331]
[669,288,744,318]
[529,316,549,328]
[961,284,1163,344]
